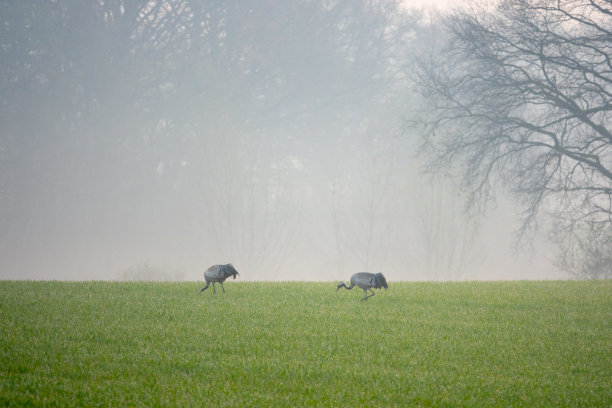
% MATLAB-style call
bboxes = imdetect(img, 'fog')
[0,0,563,282]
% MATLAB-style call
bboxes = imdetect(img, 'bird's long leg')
[200,282,210,292]
[361,288,368,301]
[212,282,216,294]
[361,288,376,301]
[221,283,225,293]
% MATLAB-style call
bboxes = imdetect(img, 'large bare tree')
[412,0,612,277]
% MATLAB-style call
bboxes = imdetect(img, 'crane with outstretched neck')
[337,272,388,301]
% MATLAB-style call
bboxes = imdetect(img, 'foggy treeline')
[1,0,596,281]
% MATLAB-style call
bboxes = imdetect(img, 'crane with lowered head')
[200,264,239,294]
[337,272,388,301]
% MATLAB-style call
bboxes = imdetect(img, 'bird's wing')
[204,265,223,279]
[351,272,375,289]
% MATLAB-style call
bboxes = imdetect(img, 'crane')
[200,264,239,294]
[336,272,388,301]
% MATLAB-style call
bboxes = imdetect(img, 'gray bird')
[200,264,239,294]
[336,272,388,301]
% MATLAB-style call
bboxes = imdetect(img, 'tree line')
[1,0,609,279]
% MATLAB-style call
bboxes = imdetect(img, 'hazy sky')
[0,0,563,282]
[406,0,461,7]
[404,0,473,10]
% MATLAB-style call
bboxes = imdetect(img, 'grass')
[0,280,610,407]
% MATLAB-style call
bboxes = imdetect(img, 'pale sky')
[404,0,467,9]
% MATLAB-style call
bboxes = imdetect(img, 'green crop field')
[0,280,610,407]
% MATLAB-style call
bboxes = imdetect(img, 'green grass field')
[0,280,610,407]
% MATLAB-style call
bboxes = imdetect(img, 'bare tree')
[412,0,612,277]
[553,219,612,279]
[414,176,482,280]
[325,123,406,275]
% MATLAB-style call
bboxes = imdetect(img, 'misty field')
[0,281,610,406]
